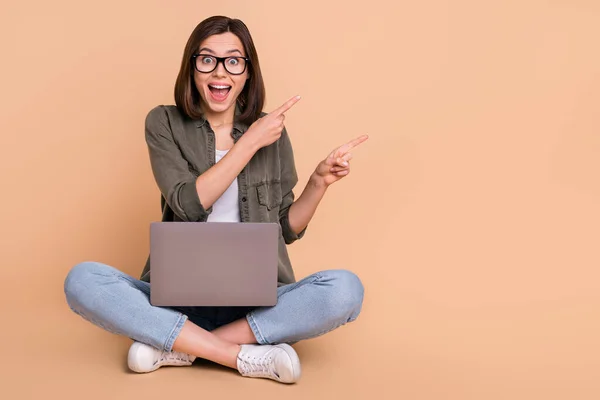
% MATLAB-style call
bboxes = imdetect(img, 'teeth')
[209,85,231,89]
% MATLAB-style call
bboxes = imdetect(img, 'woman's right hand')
[240,95,301,152]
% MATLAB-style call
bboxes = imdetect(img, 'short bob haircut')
[174,16,266,126]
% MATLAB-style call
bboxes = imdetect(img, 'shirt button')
[241,197,247,202]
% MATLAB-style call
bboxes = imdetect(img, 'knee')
[64,261,109,310]
[319,269,364,321]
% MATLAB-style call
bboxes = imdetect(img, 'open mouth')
[208,84,232,101]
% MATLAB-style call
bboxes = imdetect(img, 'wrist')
[235,135,259,157]
[309,172,328,191]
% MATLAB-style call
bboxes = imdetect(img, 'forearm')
[287,173,328,235]
[196,139,257,209]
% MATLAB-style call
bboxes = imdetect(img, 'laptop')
[149,221,279,307]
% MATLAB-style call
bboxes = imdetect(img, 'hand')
[312,134,369,187]
[240,95,301,152]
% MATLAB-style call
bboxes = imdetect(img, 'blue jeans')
[63,262,364,352]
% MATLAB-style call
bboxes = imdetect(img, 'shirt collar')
[232,104,249,133]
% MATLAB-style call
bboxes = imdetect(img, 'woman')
[64,15,368,384]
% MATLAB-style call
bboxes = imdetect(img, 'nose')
[212,59,228,77]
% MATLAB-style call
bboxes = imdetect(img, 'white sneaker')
[127,341,196,373]
[236,343,301,383]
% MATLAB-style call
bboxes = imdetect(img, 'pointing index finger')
[272,95,301,116]
[338,134,369,154]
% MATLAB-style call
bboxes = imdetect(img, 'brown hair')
[174,16,265,126]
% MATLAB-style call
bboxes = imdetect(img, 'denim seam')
[67,303,122,336]
[246,312,266,344]
[163,313,188,352]
[292,303,364,342]
[247,273,324,344]
[295,319,347,342]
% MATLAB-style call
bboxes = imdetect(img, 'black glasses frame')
[191,54,250,75]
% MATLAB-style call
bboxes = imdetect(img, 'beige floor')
[3,266,599,400]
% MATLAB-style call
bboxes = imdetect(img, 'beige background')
[1,0,599,399]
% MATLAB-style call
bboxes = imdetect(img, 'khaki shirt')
[139,105,305,285]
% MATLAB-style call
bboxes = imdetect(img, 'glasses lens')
[224,57,246,74]
[196,55,216,72]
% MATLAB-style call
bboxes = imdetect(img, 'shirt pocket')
[256,181,283,211]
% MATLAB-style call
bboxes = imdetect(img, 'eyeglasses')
[192,54,249,75]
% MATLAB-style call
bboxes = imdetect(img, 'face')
[193,32,249,117]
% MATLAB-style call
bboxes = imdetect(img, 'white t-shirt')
[206,148,241,223]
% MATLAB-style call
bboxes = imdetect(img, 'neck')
[202,105,236,129]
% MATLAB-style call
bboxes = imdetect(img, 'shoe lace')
[239,354,278,378]
[158,350,192,364]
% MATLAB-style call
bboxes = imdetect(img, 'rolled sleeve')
[145,106,211,222]
[280,209,306,244]
[278,126,306,244]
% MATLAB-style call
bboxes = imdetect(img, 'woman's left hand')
[312,134,369,187]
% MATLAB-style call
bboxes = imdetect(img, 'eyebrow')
[198,47,243,56]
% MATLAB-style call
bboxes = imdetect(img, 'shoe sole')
[275,343,302,383]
